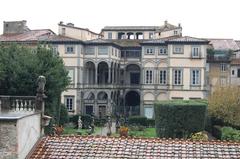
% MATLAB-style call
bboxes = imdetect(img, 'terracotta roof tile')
[231,58,240,65]
[0,29,55,42]
[29,136,240,159]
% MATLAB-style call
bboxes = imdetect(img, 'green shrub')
[146,119,155,127]
[94,118,107,127]
[69,114,92,129]
[59,104,69,126]
[212,125,222,139]
[155,100,207,138]
[128,116,147,126]
[221,127,240,141]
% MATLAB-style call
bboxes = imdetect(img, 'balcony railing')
[207,55,230,62]
[0,96,36,112]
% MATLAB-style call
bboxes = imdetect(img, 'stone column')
[95,66,98,84]
[108,68,111,84]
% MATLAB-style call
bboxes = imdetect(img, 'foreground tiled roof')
[29,136,240,159]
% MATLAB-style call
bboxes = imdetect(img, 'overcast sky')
[0,0,239,39]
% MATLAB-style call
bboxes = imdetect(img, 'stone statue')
[37,76,46,94]
[107,116,112,136]
[78,116,82,129]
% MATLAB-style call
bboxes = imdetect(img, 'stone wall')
[0,113,41,159]
[0,120,18,159]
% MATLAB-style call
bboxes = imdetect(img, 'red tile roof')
[29,135,240,159]
[0,29,55,42]
[231,58,240,65]
[208,39,239,51]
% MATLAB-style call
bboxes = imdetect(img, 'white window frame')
[65,45,75,54]
[159,70,167,85]
[64,96,74,111]
[173,69,183,85]
[52,45,58,55]
[192,46,201,58]
[220,63,227,72]
[67,68,75,84]
[98,46,108,55]
[85,46,95,55]
[108,32,112,39]
[145,47,154,55]
[145,69,154,84]
[173,45,184,54]
[159,47,167,55]
[191,69,201,85]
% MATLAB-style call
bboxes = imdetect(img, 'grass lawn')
[129,127,156,138]
[63,126,101,135]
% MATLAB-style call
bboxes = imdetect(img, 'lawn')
[128,127,156,138]
[63,126,101,135]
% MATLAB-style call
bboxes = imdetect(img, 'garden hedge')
[155,100,207,138]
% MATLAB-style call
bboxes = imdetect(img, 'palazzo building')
[0,20,209,119]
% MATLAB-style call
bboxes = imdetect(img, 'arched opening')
[97,91,108,118]
[118,32,125,39]
[85,61,96,84]
[97,61,109,84]
[126,64,141,85]
[127,32,135,39]
[97,91,108,100]
[125,91,140,116]
[136,32,143,39]
[86,92,95,100]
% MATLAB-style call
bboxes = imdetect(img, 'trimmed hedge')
[155,100,207,138]
[128,116,147,126]
[69,114,92,129]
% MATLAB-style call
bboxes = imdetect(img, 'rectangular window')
[108,32,112,39]
[220,63,227,72]
[173,45,184,54]
[159,47,167,55]
[67,68,75,83]
[173,69,183,85]
[149,33,154,39]
[145,70,153,84]
[174,30,178,35]
[192,46,200,58]
[232,70,235,75]
[238,69,240,78]
[64,96,74,111]
[220,78,226,86]
[159,70,167,85]
[145,47,154,55]
[85,46,95,55]
[65,45,75,54]
[52,45,58,55]
[98,46,108,55]
[62,28,66,35]
[115,49,117,57]
[144,106,154,119]
[191,69,201,85]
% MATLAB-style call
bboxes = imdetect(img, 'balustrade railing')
[0,96,36,112]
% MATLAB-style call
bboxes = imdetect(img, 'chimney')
[164,20,168,26]
[178,23,181,28]
[3,20,29,34]
[59,21,63,25]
